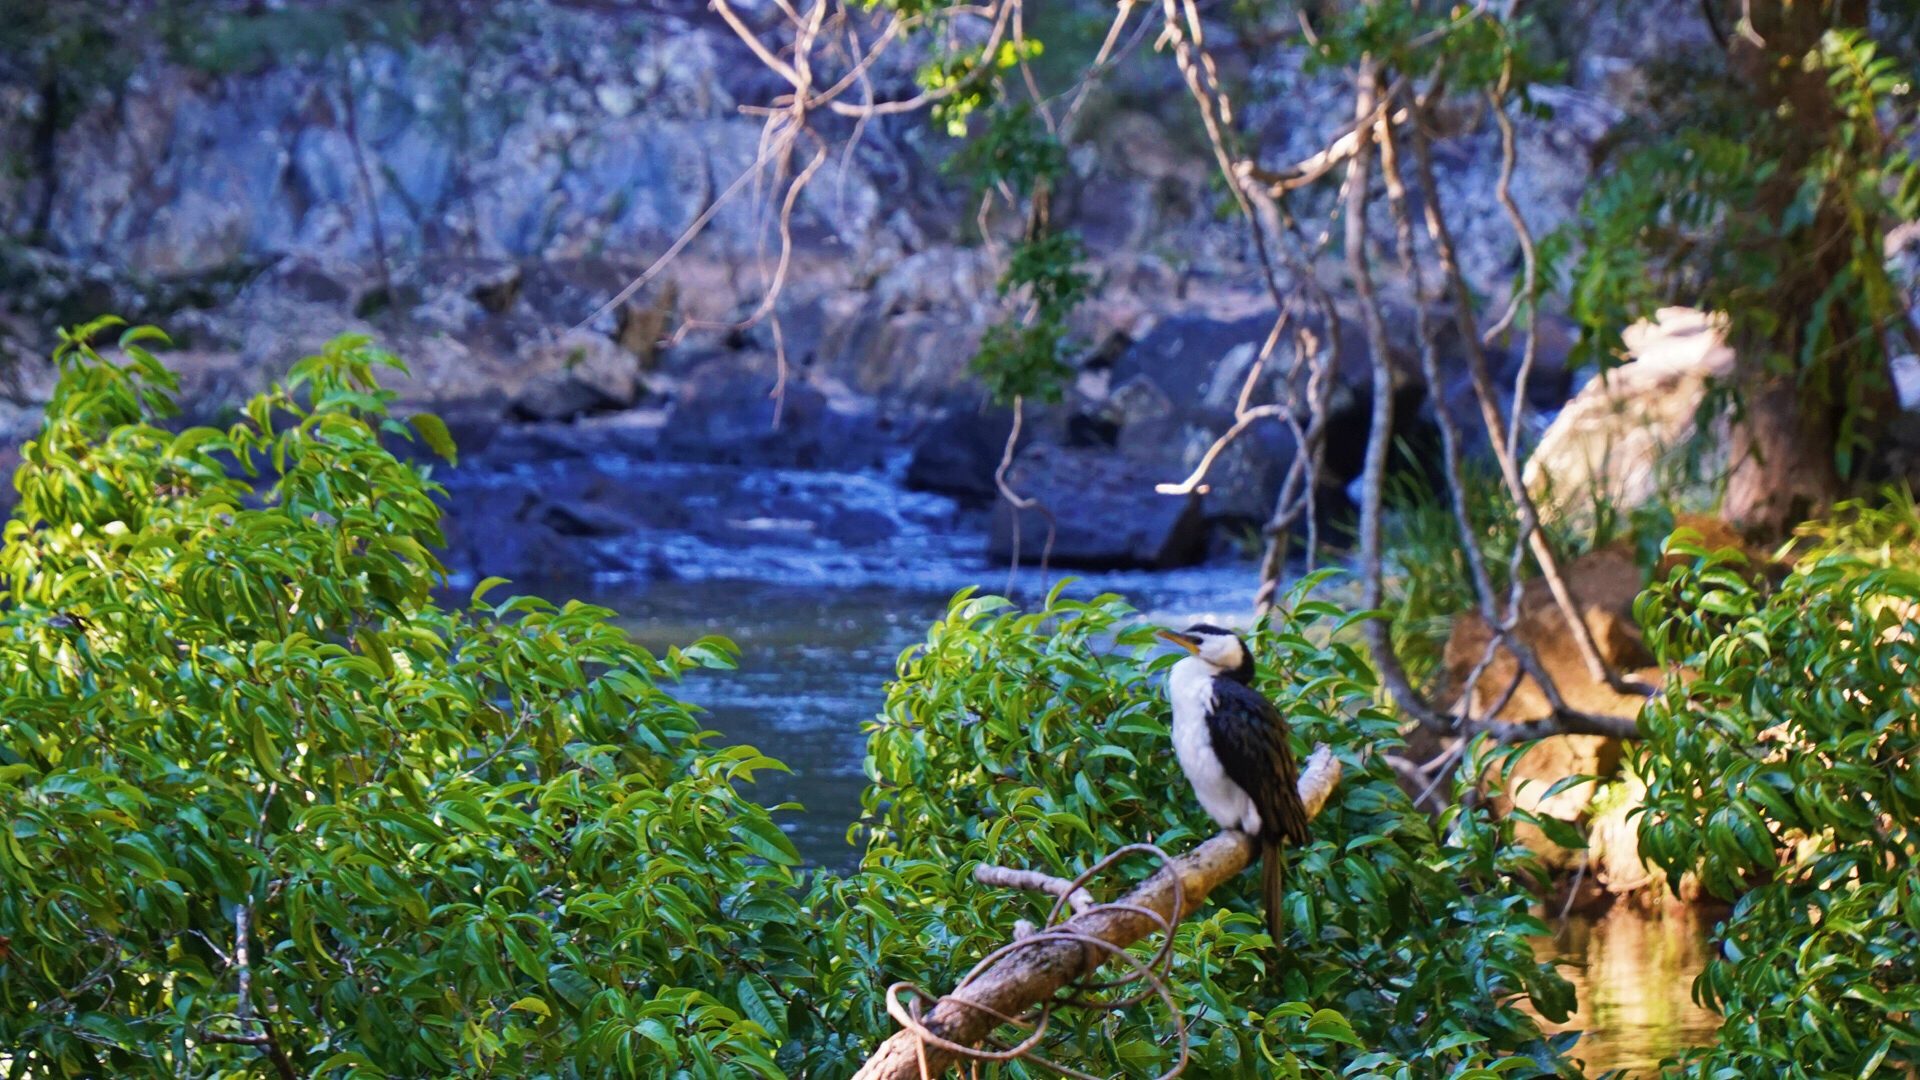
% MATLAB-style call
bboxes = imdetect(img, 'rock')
[539,499,636,537]
[1438,544,1657,726]
[1893,353,1920,412]
[435,481,574,582]
[1523,307,1734,527]
[1107,315,1274,414]
[1116,407,1295,524]
[511,331,642,421]
[903,399,1025,505]
[987,443,1208,570]
[658,359,880,470]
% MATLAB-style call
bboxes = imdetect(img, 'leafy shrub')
[841,578,1581,1078]
[0,321,811,1078]
[0,323,1586,1080]
[1634,493,1920,1076]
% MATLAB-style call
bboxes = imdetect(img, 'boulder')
[511,331,644,421]
[658,359,881,470]
[1115,407,1295,524]
[987,443,1208,570]
[1523,307,1734,526]
[903,399,1025,504]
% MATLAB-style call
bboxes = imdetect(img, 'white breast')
[1167,657,1259,834]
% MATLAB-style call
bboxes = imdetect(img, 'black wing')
[1205,677,1311,846]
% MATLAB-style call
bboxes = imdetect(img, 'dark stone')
[1108,315,1272,414]
[903,399,1025,504]
[1066,412,1119,448]
[509,375,620,423]
[539,500,636,537]
[659,366,881,470]
[271,258,352,305]
[435,482,574,582]
[471,268,522,313]
[987,444,1209,570]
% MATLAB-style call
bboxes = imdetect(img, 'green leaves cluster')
[969,231,1089,406]
[0,324,1592,1078]
[853,576,1581,1078]
[0,321,815,1079]
[1556,27,1919,474]
[1633,493,1920,1076]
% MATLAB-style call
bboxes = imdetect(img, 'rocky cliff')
[0,0,1683,578]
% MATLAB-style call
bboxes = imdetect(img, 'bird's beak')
[1157,628,1202,654]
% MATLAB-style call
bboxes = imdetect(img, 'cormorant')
[1158,623,1311,943]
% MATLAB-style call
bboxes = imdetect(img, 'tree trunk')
[1719,0,1883,536]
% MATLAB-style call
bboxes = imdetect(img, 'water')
[1531,911,1722,1076]
[575,569,1264,868]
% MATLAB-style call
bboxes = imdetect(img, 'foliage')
[1555,25,1920,476]
[969,232,1089,406]
[1381,456,1529,686]
[922,38,1042,139]
[0,321,815,1078]
[1633,491,1920,1077]
[846,576,1582,1079]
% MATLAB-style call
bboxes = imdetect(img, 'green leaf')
[508,996,552,1019]
[733,816,801,866]
[408,412,458,463]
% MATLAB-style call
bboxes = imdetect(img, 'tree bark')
[849,747,1342,1080]
[1719,0,1878,536]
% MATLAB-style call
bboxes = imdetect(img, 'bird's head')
[1157,623,1255,684]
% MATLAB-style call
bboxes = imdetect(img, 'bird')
[1158,623,1310,944]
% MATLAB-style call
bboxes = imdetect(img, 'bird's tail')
[1262,841,1287,945]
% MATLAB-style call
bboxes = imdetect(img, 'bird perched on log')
[1158,624,1310,943]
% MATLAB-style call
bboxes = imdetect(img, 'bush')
[0,323,1583,1079]
[840,578,1581,1078]
[0,322,810,1078]
[1634,493,1920,1076]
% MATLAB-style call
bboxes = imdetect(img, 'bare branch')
[973,865,1097,916]
[851,747,1342,1080]
[1405,104,1654,705]
[1343,60,1454,733]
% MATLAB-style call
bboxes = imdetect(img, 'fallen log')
[851,744,1344,1080]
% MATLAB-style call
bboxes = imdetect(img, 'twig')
[1405,106,1654,705]
[974,865,1097,916]
[1342,60,1453,733]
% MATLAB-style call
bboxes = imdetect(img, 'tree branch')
[850,746,1343,1080]
[972,865,1096,916]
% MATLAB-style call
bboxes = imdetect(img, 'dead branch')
[973,864,1097,915]
[1405,107,1655,706]
[1342,60,1454,734]
[851,746,1342,1080]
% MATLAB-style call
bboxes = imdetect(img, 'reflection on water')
[1529,910,1722,1077]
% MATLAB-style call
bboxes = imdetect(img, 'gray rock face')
[0,0,1651,580]
[988,443,1209,570]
